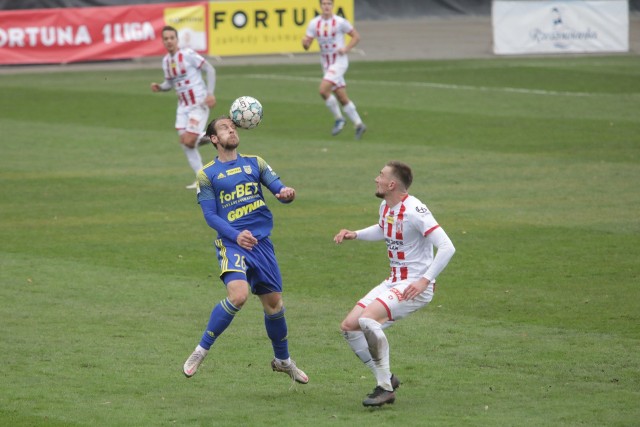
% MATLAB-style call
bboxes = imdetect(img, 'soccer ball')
[230,96,263,129]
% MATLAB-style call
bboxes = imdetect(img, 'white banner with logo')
[492,0,629,55]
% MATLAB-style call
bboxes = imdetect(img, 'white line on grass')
[245,73,636,98]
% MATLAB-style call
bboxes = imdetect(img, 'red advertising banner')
[0,2,207,65]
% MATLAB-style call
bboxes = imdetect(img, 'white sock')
[325,95,343,120]
[342,330,376,374]
[182,145,203,175]
[342,101,363,127]
[359,318,392,391]
[276,357,292,366]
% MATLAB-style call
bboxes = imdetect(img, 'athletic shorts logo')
[390,287,405,301]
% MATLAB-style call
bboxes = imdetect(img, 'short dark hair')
[161,25,178,37]
[205,115,232,139]
[387,160,413,189]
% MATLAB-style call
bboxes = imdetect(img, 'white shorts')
[175,103,209,135]
[357,278,435,322]
[322,57,349,89]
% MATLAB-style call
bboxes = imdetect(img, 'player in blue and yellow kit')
[182,116,308,384]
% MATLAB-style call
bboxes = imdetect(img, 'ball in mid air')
[230,96,263,129]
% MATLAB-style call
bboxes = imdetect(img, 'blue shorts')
[214,237,283,295]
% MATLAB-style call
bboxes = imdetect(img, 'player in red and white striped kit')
[302,0,367,139]
[151,26,216,189]
[334,161,456,407]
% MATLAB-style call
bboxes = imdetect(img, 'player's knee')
[336,93,349,105]
[340,318,359,332]
[319,86,331,99]
[227,286,249,308]
[228,293,248,308]
[180,135,197,148]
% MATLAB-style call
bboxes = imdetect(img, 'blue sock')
[264,308,290,360]
[199,298,239,350]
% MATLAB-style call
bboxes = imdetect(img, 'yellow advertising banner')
[164,5,208,52]
[208,0,354,57]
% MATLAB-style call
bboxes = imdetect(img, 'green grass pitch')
[1,55,639,426]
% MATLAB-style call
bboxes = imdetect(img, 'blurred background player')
[150,25,216,189]
[182,116,308,385]
[302,0,367,139]
[334,161,456,407]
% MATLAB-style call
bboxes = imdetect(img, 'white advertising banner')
[492,0,629,55]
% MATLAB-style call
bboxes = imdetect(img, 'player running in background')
[302,0,367,139]
[151,25,217,189]
[182,116,308,385]
[334,161,455,407]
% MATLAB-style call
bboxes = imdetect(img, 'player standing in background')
[302,0,367,139]
[334,161,456,407]
[182,116,309,385]
[151,25,217,189]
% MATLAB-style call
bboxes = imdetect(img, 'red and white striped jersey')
[305,14,353,67]
[377,195,441,283]
[161,48,207,107]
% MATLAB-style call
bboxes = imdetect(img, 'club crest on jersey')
[243,165,252,174]
[386,215,394,224]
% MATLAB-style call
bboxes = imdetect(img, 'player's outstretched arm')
[334,229,356,244]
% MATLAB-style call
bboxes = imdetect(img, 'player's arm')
[340,27,360,54]
[150,79,172,92]
[423,227,455,282]
[200,200,258,250]
[334,224,383,243]
[302,35,314,50]
[201,61,217,108]
[402,227,456,300]
[275,186,295,202]
[258,157,294,204]
[302,21,315,50]
[265,178,295,203]
[197,171,243,242]
[200,199,240,242]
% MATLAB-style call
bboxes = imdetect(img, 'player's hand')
[205,94,216,108]
[237,230,258,250]
[150,83,161,92]
[276,187,296,202]
[302,37,312,50]
[402,277,430,300]
[334,229,356,244]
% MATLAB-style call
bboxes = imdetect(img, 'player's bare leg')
[179,131,203,189]
[320,80,345,135]
[357,300,395,406]
[341,305,400,400]
[335,87,366,139]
